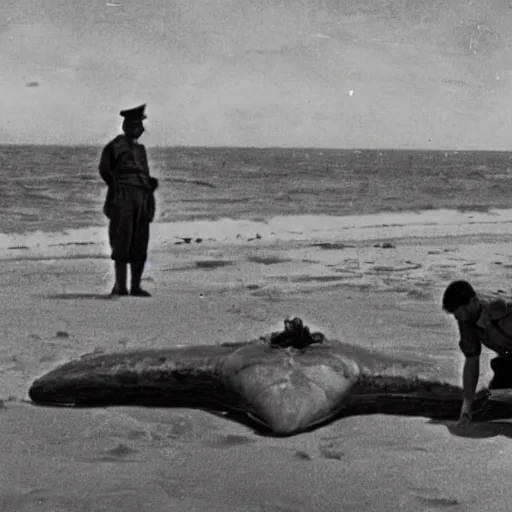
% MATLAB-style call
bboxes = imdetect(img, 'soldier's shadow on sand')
[44,293,117,300]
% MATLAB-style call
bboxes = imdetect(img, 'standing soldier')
[99,104,159,297]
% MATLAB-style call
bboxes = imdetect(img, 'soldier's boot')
[111,262,129,296]
[130,260,151,297]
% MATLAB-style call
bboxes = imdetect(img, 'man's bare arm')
[461,355,480,418]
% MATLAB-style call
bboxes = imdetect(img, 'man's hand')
[456,411,472,429]
[457,355,480,430]
[149,177,159,191]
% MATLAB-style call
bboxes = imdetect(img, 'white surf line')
[1,208,512,261]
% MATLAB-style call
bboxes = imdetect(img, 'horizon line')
[0,143,510,154]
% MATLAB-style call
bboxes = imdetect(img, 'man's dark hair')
[442,280,476,313]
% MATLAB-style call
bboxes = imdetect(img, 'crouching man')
[442,280,512,428]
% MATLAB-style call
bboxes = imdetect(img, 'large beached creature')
[29,318,506,436]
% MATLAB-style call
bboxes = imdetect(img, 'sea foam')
[1,208,511,261]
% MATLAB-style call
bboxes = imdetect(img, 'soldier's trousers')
[108,186,152,263]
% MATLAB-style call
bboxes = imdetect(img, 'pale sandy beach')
[2,210,512,511]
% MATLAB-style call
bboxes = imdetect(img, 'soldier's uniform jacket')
[99,134,157,221]
[458,294,512,358]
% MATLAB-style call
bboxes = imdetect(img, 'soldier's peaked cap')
[119,104,147,121]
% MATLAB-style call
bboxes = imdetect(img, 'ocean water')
[2,145,512,236]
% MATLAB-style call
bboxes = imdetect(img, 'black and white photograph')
[2,1,512,510]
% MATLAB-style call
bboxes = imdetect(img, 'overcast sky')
[1,0,511,148]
